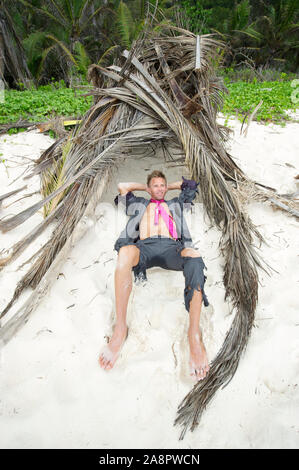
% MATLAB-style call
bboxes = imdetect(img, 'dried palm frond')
[0,185,27,207]
[0,21,283,439]
[41,135,73,217]
[233,179,299,219]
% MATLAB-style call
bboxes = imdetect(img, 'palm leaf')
[45,34,78,65]
[116,0,134,47]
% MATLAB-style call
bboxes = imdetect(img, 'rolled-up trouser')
[115,235,209,312]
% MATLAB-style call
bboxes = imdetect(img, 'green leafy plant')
[222,79,298,123]
[0,84,93,124]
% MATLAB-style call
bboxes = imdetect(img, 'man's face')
[147,177,167,200]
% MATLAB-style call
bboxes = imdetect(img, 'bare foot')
[98,323,128,370]
[188,327,210,381]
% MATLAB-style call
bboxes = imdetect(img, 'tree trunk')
[0,32,4,79]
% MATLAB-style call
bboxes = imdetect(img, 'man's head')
[146,170,167,200]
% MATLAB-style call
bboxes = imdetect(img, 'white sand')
[0,115,298,449]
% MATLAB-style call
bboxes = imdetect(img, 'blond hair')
[147,170,167,186]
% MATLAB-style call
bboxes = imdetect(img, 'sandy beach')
[0,113,298,449]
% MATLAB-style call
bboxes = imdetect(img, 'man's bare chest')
[141,202,172,223]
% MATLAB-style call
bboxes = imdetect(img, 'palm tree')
[18,0,116,83]
[115,0,176,48]
[115,0,141,48]
[239,0,299,70]
[210,0,260,67]
[0,1,32,87]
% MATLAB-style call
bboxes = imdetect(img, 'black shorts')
[116,235,209,311]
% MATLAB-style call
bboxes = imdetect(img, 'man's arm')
[167,181,182,191]
[168,177,199,191]
[117,182,147,195]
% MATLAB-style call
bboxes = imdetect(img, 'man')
[98,170,210,381]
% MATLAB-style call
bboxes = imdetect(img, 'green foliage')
[3,0,298,87]
[234,0,299,71]
[16,0,116,83]
[179,0,253,35]
[0,83,93,124]
[7,127,27,134]
[48,129,56,139]
[2,1,298,125]
[73,41,91,76]
[0,78,297,127]
[222,0,251,34]
[219,67,297,83]
[115,0,153,47]
[179,0,212,34]
[176,0,299,72]
[116,1,135,47]
[221,80,298,123]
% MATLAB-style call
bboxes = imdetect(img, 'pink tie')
[150,198,178,239]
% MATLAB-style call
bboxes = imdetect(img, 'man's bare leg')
[188,287,210,381]
[181,248,210,381]
[99,245,140,370]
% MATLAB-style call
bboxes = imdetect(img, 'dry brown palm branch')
[0,185,27,207]
[0,84,174,317]
[0,118,77,137]
[0,121,37,135]
[41,135,73,217]
[101,27,268,437]
[0,108,120,233]
[123,33,245,182]
[107,33,269,440]
[24,137,67,181]
[134,29,269,438]
[2,190,39,210]
[0,103,147,316]
[127,57,266,439]
[0,170,109,343]
[140,26,298,213]
[233,179,299,219]
[0,196,66,269]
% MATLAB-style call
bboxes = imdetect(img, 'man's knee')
[180,247,201,258]
[118,245,140,268]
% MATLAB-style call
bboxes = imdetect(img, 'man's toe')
[196,367,206,380]
[103,358,110,368]
[100,356,107,367]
